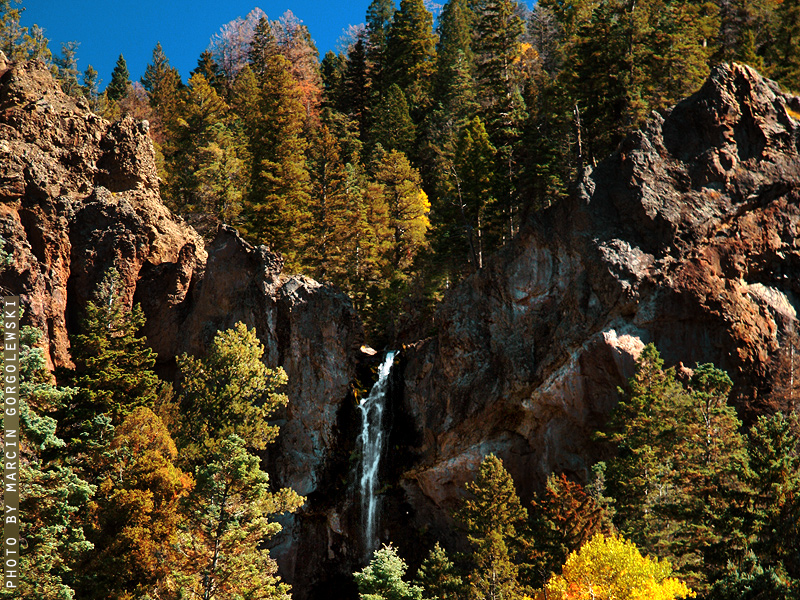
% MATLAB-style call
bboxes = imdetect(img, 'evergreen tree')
[55,41,82,100]
[0,0,50,61]
[82,64,101,112]
[469,531,523,600]
[321,49,347,109]
[470,0,527,241]
[173,322,288,465]
[456,454,527,555]
[370,84,417,155]
[415,542,464,600]
[240,17,312,269]
[385,0,438,115]
[354,544,424,600]
[371,149,430,275]
[453,116,497,270]
[68,269,159,426]
[191,49,224,95]
[106,54,130,103]
[343,35,371,138]
[769,0,800,90]
[141,42,183,142]
[366,0,397,92]
[164,72,247,228]
[175,435,303,600]
[0,324,93,600]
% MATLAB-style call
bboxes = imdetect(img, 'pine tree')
[173,322,288,465]
[371,149,430,274]
[354,544,424,600]
[415,543,464,600]
[0,0,50,61]
[385,0,438,115]
[456,454,528,556]
[366,0,397,92]
[68,269,159,426]
[769,0,800,90]
[141,42,183,142]
[343,35,371,138]
[106,54,130,103]
[470,0,527,241]
[240,17,312,269]
[370,84,417,155]
[55,41,82,100]
[175,435,303,600]
[0,324,93,600]
[191,49,224,96]
[82,64,101,112]
[453,116,497,270]
[469,531,524,600]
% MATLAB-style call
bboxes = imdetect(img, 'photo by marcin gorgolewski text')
[4,297,19,591]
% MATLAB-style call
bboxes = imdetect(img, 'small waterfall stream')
[358,351,396,555]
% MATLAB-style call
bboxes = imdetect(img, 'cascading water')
[358,351,396,555]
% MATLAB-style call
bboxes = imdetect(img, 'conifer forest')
[1,0,799,598]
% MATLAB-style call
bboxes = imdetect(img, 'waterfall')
[358,351,396,555]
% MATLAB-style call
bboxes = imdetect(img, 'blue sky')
[20,1,375,89]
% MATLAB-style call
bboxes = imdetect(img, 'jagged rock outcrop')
[0,60,365,597]
[389,63,800,558]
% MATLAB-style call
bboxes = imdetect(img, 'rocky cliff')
[0,58,365,596]
[386,63,800,560]
[2,56,800,599]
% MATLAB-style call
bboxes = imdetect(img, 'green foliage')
[456,454,527,546]
[175,435,303,600]
[371,84,417,155]
[601,345,751,592]
[0,0,50,61]
[173,322,288,465]
[69,269,159,425]
[354,543,424,600]
[106,54,130,103]
[415,542,464,600]
[0,323,93,600]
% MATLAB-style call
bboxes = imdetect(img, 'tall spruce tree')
[240,17,312,269]
[385,0,438,116]
[106,54,130,103]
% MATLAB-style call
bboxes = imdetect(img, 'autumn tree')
[526,473,614,582]
[538,534,695,600]
[175,435,303,600]
[141,42,183,142]
[75,407,192,600]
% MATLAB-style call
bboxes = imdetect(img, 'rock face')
[387,63,800,560]
[0,60,365,597]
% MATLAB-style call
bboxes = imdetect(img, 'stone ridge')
[391,63,800,561]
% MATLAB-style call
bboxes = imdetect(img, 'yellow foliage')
[536,534,695,600]
[787,107,800,121]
